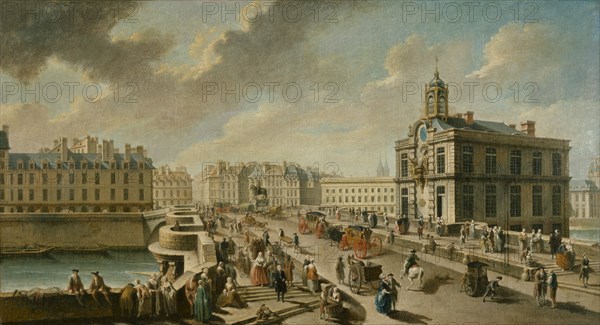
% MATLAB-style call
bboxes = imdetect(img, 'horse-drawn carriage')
[338,225,383,259]
[298,211,326,234]
[346,255,383,294]
[461,261,489,297]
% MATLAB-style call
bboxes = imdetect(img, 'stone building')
[193,161,321,207]
[321,176,396,214]
[153,165,193,208]
[570,158,600,219]
[394,69,571,234]
[0,125,154,213]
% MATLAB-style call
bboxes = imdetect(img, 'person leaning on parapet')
[67,268,85,306]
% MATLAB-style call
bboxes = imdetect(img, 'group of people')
[67,269,112,307]
[532,267,559,308]
[374,273,401,315]
[128,274,177,319]
[479,225,506,253]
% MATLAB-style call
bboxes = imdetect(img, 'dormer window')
[138,162,144,169]
[42,161,49,169]
[17,161,24,170]
[124,162,130,169]
[81,160,88,169]
[29,161,35,170]
[110,161,116,169]
[56,160,62,169]
[69,162,75,169]
[95,162,100,169]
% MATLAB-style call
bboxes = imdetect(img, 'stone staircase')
[238,283,315,303]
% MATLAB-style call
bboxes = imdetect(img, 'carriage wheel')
[353,238,368,259]
[349,264,361,294]
[370,237,383,256]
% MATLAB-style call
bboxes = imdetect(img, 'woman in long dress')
[194,279,212,322]
[374,276,393,315]
[162,280,177,317]
[250,252,270,286]
[135,279,152,319]
[217,277,248,308]
[307,263,319,293]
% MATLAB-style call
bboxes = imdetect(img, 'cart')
[347,255,383,294]
[341,225,383,259]
[462,261,489,297]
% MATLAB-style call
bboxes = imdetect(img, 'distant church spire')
[376,153,385,177]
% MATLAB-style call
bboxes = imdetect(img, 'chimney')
[509,124,516,129]
[520,120,536,136]
[143,149,147,158]
[136,145,144,157]
[108,140,115,158]
[463,111,474,125]
[60,137,68,161]
[2,125,8,137]
[125,144,131,161]
[102,140,109,161]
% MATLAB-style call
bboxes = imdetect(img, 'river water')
[0,249,158,292]
[570,229,600,243]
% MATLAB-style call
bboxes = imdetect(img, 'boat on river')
[1,245,55,257]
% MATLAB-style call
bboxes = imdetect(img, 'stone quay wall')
[0,213,147,249]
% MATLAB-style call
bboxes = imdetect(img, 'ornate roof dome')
[429,68,445,88]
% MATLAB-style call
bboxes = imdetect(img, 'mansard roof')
[8,152,153,170]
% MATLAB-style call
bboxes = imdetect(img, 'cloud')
[0,1,174,83]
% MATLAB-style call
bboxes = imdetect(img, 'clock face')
[419,126,427,142]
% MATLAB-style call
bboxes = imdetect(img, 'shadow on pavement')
[421,275,453,295]
[557,301,600,316]
[387,310,432,324]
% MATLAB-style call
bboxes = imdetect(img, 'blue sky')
[1,0,598,178]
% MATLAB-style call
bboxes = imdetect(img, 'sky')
[1,0,598,179]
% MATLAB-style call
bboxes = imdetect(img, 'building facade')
[0,125,154,213]
[321,177,396,214]
[193,161,321,207]
[153,165,193,208]
[570,158,600,219]
[395,70,571,234]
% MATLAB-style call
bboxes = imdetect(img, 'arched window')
[427,95,434,115]
[438,96,446,114]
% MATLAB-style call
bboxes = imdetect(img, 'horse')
[324,226,344,246]
[400,264,424,290]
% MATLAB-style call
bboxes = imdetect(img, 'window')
[532,186,543,216]
[139,173,144,184]
[552,153,562,176]
[436,147,445,173]
[69,189,74,201]
[400,188,408,216]
[43,189,48,201]
[485,148,497,174]
[533,152,542,175]
[0,173,4,185]
[485,185,496,218]
[69,172,75,184]
[110,189,116,201]
[57,189,62,201]
[510,185,521,217]
[462,146,474,173]
[82,173,87,184]
[82,189,87,201]
[552,186,562,216]
[401,153,409,177]
[29,189,34,201]
[17,173,23,185]
[17,189,23,201]
[462,185,474,219]
[29,173,34,184]
[95,189,100,201]
[56,173,62,184]
[436,186,445,218]
[0,189,3,200]
[124,189,129,201]
[510,150,522,175]
[139,189,145,201]
[95,172,100,185]
[111,172,116,184]
[42,173,48,184]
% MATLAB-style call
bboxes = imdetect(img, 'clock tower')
[423,61,449,120]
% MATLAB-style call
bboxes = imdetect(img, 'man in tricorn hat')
[388,273,401,310]
[404,249,420,276]
[89,271,112,306]
[67,268,85,306]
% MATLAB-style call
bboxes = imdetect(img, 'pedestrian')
[307,263,319,293]
[548,270,558,308]
[293,232,300,253]
[283,255,294,287]
[535,229,544,253]
[335,256,345,285]
[534,267,547,306]
[482,276,502,302]
[460,225,466,246]
[250,252,270,287]
[549,229,561,260]
[388,229,395,245]
[263,229,271,248]
[384,213,390,230]
[519,228,529,254]
[135,279,152,319]
[427,235,437,254]
[274,264,287,302]
[470,220,476,240]
[302,256,311,286]
[374,273,393,314]
[220,238,229,263]
[388,273,401,311]
[417,216,424,239]
[89,271,112,306]
[529,229,537,252]
[428,214,433,231]
[278,228,285,245]
[119,283,137,319]
[67,268,85,306]
[194,278,212,322]
[580,253,590,288]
